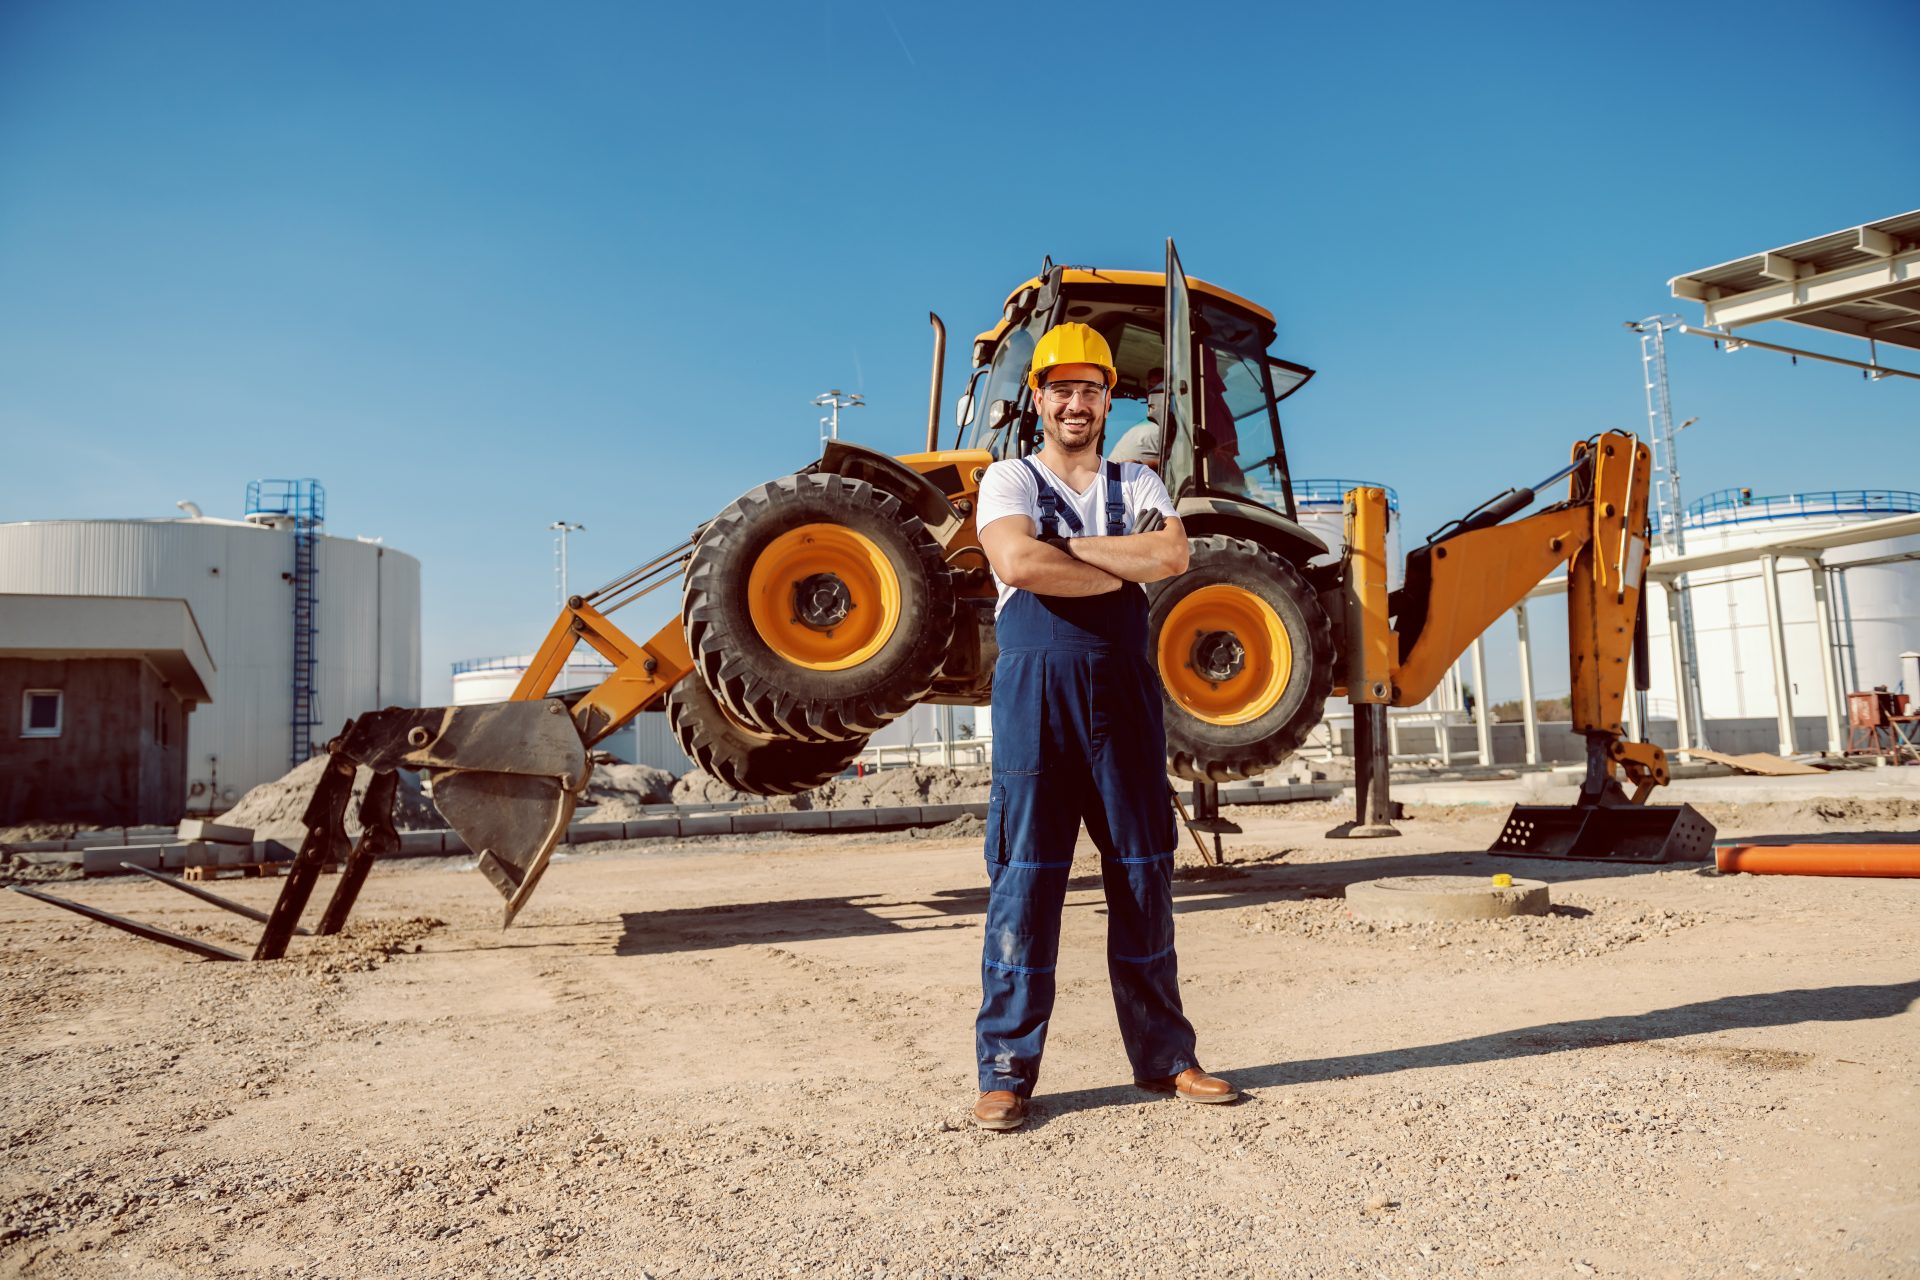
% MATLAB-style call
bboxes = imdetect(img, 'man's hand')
[1064,516,1189,584]
[979,517,1124,596]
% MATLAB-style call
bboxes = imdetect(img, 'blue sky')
[2,0,1914,703]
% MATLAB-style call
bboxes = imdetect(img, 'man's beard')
[1045,414,1103,455]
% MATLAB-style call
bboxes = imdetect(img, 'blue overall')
[976,459,1197,1096]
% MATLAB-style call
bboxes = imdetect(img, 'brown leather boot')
[972,1090,1029,1131]
[1134,1066,1240,1104]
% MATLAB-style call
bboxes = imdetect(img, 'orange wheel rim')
[746,524,902,671]
[1158,584,1291,726]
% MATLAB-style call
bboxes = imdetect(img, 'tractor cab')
[960,242,1314,524]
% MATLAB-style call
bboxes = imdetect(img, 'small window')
[22,690,62,738]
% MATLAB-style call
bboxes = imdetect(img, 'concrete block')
[398,831,447,855]
[781,810,833,832]
[176,818,254,845]
[679,814,734,837]
[159,841,217,870]
[871,806,923,828]
[70,830,136,848]
[826,808,880,831]
[620,817,680,841]
[566,822,626,846]
[731,812,792,834]
[84,846,161,875]
[442,833,470,856]
[216,843,248,867]
[917,803,971,826]
[249,839,299,863]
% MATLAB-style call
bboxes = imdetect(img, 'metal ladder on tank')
[248,478,327,769]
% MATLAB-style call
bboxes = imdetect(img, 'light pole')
[549,520,585,691]
[813,389,864,446]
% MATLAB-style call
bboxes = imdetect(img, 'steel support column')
[1514,602,1540,765]
[1759,554,1797,757]
[1662,583,1695,751]
[1803,556,1844,755]
[1470,638,1493,766]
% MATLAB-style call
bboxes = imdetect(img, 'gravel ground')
[1,788,1915,1278]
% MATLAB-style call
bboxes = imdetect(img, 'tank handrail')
[1293,478,1402,512]
[452,653,618,676]
[1655,487,1920,533]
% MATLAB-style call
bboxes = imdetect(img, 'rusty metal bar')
[120,864,310,934]
[7,886,244,962]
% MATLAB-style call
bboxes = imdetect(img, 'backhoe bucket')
[1491,802,1715,863]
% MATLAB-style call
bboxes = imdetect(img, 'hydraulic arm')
[1338,431,1713,861]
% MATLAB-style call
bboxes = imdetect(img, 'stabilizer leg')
[254,753,354,960]
[1347,703,1400,838]
[317,770,398,936]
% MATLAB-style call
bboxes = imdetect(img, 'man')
[969,321,1238,1132]
[1104,366,1164,470]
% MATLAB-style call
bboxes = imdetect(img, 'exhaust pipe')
[926,312,946,452]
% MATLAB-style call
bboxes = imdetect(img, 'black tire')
[1146,535,1335,782]
[683,471,954,742]
[665,675,868,796]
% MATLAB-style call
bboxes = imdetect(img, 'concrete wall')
[0,657,190,825]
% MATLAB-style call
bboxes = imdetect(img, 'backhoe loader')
[16,240,1711,960]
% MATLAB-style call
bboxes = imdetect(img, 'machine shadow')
[1033,978,1920,1121]
[611,842,1707,956]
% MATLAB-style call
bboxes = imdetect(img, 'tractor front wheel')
[683,471,954,742]
[1147,535,1334,781]
[665,675,867,796]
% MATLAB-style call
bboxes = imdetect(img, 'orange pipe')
[1715,844,1920,878]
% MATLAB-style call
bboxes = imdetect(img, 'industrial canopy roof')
[1669,210,1920,352]
[0,594,216,703]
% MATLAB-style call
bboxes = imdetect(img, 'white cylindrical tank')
[1645,489,1920,726]
[450,652,618,705]
[0,508,421,809]
[452,652,693,775]
[1292,479,1403,591]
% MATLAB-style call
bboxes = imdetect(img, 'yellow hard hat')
[1027,322,1116,391]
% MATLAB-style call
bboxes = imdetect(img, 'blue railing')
[1654,488,1920,533]
[452,653,616,677]
[1293,479,1401,512]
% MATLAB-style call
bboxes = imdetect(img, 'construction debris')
[1683,748,1825,777]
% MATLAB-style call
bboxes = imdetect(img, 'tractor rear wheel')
[1147,535,1334,781]
[665,675,867,796]
[683,471,954,742]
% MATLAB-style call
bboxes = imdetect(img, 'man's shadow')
[1027,978,1920,1122]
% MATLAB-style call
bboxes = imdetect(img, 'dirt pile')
[738,765,991,813]
[580,763,677,820]
[0,849,80,886]
[671,770,747,806]
[217,755,441,842]
[584,762,675,806]
[1239,892,1704,965]
[1694,795,1920,837]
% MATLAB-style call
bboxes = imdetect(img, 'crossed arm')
[978,515,1189,598]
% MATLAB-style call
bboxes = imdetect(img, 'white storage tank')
[453,652,693,775]
[1645,488,1920,729]
[0,482,421,809]
[1292,479,1404,590]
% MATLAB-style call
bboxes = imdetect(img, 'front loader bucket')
[1491,802,1715,863]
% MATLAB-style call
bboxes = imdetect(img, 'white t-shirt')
[974,456,1179,615]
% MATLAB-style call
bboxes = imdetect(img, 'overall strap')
[1021,457,1084,537]
[1102,461,1127,536]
